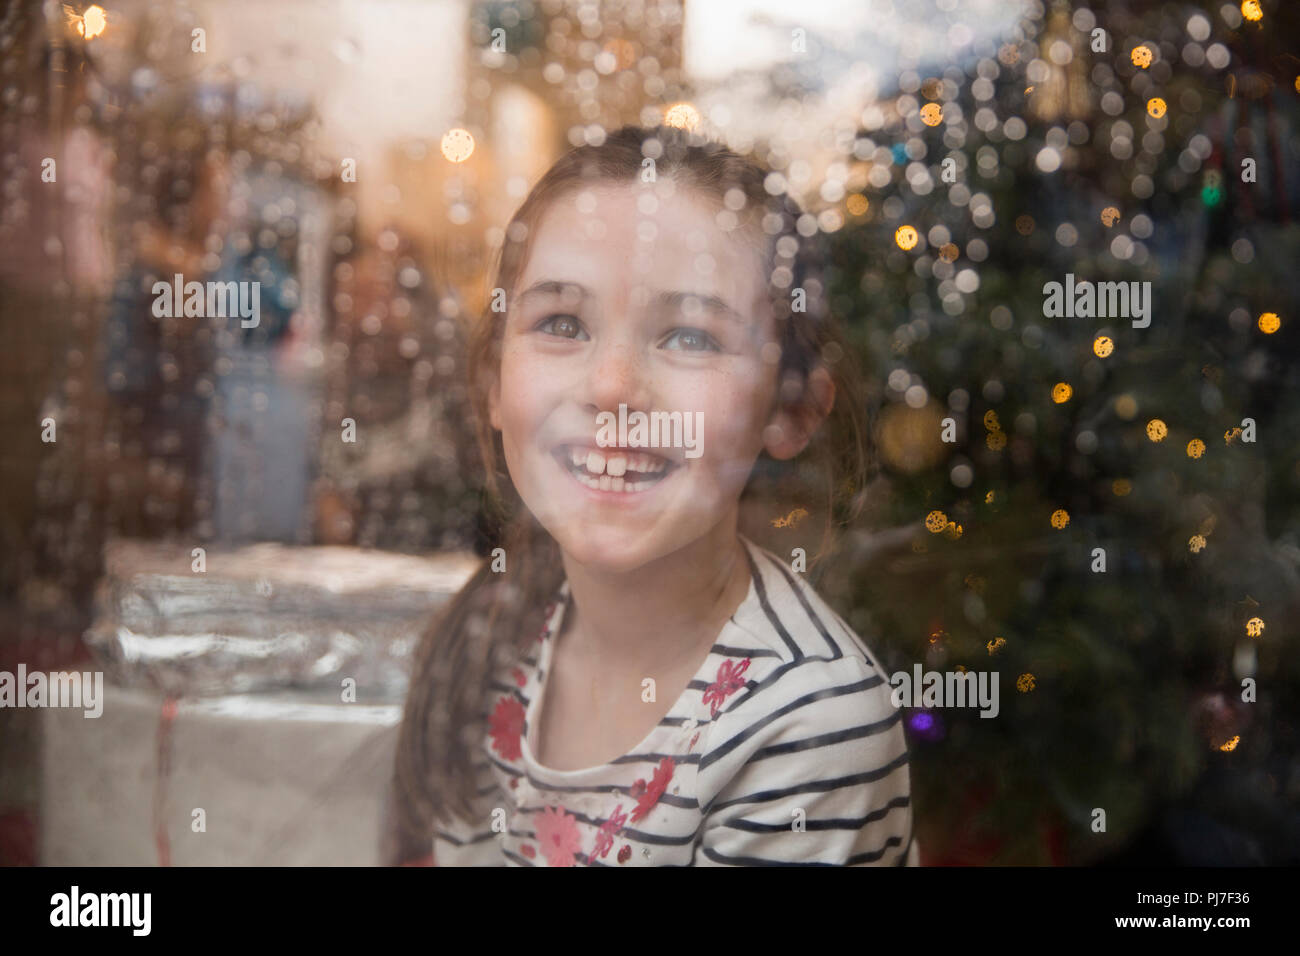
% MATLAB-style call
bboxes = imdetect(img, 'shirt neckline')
[519,536,764,783]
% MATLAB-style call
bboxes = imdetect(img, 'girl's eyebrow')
[515,279,588,306]
[515,280,744,324]
[654,289,745,325]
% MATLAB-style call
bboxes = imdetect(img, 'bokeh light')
[440,128,475,163]
[662,102,700,130]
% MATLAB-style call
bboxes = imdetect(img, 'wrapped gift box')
[41,683,404,865]
[85,539,479,698]
[41,539,479,865]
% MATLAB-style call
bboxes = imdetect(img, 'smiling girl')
[394,124,918,866]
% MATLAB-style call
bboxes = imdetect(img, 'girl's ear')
[763,365,835,460]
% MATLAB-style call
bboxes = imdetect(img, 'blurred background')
[0,0,1297,865]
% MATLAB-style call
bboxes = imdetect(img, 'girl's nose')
[583,339,650,416]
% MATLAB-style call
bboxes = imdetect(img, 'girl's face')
[490,181,801,574]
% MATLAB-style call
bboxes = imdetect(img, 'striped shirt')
[433,535,919,866]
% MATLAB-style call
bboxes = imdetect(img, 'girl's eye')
[537,314,587,340]
[661,328,721,352]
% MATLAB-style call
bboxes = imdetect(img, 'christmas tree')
[817,0,1300,864]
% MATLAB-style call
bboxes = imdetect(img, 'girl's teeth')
[624,455,666,473]
[562,445,673,486]
[563,451,665,493]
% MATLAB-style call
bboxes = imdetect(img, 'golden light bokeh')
[925,510,948,533]
[1017,673,1036,693]
[1052,382,1073,404]
[1093,335,1114,358]
[1130,45,1153,69]
[938,242,959,262]
[1219,735,1240,752]
[1257,312,1280,334]
[1224,426,1243,444]
[1100,206,1121,227]
[1015,215,1035,235]
[1050,509,1069,529]
[1112,478,1133,496]
[1187,438,1206,459]
[663,102,701,130]
[770,507,808,529]
[987,637,1006,655]
[1189,534,1207,553]
[1246,617,1265,638]
[1241,1,1262,22]
[894,225,919,250]
[1146,97,1167,119]
[998,43,1020,66]
[943,521,963,540]
[1146,418,1168,442]
[76,4,108,38]
[982,403,1003,447]
[875,401,947,472]
[440,128,475,163]
[846,194,869,216]
[985,490,996,504]
[920,103,943,127]
[1114,394,1138,419]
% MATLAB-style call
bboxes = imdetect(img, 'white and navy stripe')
[433,535,918,866]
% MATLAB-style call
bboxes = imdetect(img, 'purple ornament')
[907,709,945,741]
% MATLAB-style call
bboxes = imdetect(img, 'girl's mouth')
[552,444,679,494]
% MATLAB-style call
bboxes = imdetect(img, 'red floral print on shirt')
[702,657,751,718]
[488,696,526,761]
[629,758,675,823]
[534,805,583,867]
[590,804,628,861]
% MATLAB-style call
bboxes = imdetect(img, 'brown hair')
[391,124,870,854]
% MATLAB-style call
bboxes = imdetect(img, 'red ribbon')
[152,696,179,867]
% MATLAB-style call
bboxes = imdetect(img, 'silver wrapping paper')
[41,683,403,865]
[85,538,480,699]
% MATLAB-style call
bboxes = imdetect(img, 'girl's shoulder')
[693,540,912,860]
[699,536,900,741]
[732,535,889,678]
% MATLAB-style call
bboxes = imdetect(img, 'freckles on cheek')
[702,380,770,466]
[498,347,538,413]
